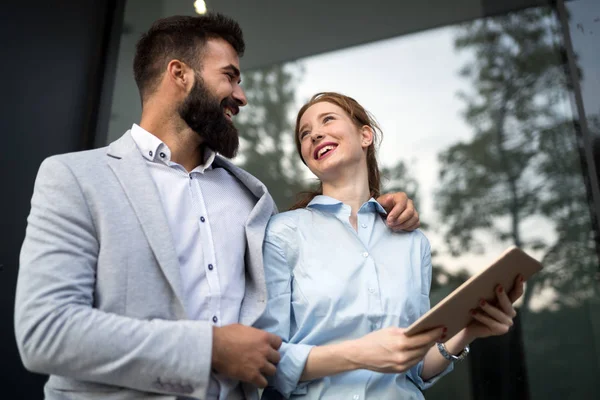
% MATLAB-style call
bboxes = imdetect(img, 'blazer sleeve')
[14,156,212,399]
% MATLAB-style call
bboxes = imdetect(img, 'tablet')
[404,246,543,340]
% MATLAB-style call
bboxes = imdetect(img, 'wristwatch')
[437,342,470,362]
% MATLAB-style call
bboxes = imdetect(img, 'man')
[14,13,420,400]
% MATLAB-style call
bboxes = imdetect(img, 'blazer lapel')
[213,156,276,324]
[106,131,186,314]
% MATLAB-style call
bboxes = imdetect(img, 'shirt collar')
[130,123,216,172]
[307,195,387,215]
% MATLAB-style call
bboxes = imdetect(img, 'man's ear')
[166,59,193,91]
[361,125,374,148]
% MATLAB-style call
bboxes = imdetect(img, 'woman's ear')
[361,125,374,148]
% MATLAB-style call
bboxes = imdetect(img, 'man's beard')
[177,74,240,158]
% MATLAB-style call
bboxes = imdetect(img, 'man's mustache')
[221,97,240,116]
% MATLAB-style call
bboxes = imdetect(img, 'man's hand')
[376,192,420,231]
[211,324,282,388]
[351,326,444,373]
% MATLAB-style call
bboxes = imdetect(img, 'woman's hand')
[350,326,444,373]
[464,275,525,340]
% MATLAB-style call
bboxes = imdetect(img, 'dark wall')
[0,1,123,397]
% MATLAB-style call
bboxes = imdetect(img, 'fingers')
[260,361,277,377]
[388,200,411,225]
[252,374,268,388]
[395,212,420,231]
[267,332,283,350]
[394,329,441,372]
[471,309,510,334]
[249,337,280,387]
[376,193,397,211]
[213,325,283,387]
[376,193,421,232]
[509,275,525,303]
[403,326,444,349]
[495,285,517,318]
[379,193,408,222]
[477,299,514,326]
[266,346,281,365]
[387,200,418,231]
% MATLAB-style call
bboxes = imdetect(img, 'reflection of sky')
[566,0,600,119]
[293,24,560,310]
[106,3,597,311]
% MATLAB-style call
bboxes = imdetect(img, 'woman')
[255,92,524,399]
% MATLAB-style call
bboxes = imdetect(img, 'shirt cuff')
[410,359,454,390]
[273,342,314,397]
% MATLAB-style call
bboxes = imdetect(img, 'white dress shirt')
[131,124,255,400]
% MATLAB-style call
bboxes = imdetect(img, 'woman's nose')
[311,132,324,142]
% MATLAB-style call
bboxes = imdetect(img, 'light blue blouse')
[254,195,453,399]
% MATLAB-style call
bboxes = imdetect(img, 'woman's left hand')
[464,275,525,339]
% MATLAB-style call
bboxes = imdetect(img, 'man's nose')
[233,85,247,107]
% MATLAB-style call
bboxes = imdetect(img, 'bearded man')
[14,13,421,400]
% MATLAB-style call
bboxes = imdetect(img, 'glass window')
[566,0,600,125]
[105,1,600,398]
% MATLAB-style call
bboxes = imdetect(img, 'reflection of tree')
[382,160,420,208]
[235,64,308,209]
[434,9,600,400]
[435,8,578,311]
[535,118,600,305]
[382,160,469,298]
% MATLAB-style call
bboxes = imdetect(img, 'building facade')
[2,0,599,398]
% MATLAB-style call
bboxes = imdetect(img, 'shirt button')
[200,216,206,222]
[361,223,367,228]
[159,152,166,158]
[189,174,192,180]
[353,395,360,400]
[212,316,218,323]
[368,288,376,294]
[362,252,369,258]
[148,150,153,157]
[208,264,213,270]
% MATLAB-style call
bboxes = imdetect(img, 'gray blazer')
[14,131,277,400]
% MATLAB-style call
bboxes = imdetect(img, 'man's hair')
[133,13,245,101]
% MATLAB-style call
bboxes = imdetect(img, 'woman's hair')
[290,92,383,210]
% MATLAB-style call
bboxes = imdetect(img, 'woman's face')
[297,101,372,182]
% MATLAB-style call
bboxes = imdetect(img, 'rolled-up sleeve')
[407,237,453,390]
[407,359,453,390]
[254,230,314,398]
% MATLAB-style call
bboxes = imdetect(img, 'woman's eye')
[323,115,334,123]
[300,131,309,139]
